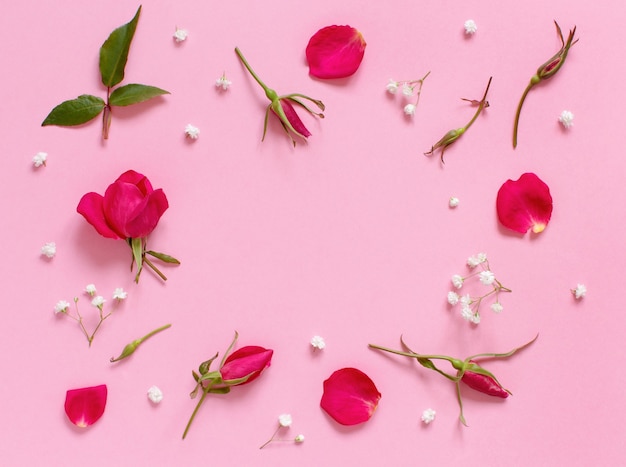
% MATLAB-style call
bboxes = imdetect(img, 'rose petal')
[320,368,381,425]
[116,170,154,196]
[76,192,122,239]
[102,181,148,238]
[496,173,553,234]
[306,25,366,79]
[221,346,273,385]
[123,188,169,239]
[279,99,311,138]
[64,384,107,428]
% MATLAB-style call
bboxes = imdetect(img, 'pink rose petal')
[278,99,311,138]
[306,25,366,79]
[320,368,381,425]
[76,192,122,239]
[496,172,553,234]
[64,384,107,428]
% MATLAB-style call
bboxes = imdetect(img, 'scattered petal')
[310,335,326,350]
[320,368,381,426]
[113,287,128,300]
[64,384,107,427]
[464,19,478,35]
[278,414,292,427]
[572,284,586,299]
[173,27,188,42]
[32,152,48,168]
[449,197,459,208]
[185,124,200,140]
[559,110,574,128]
[496,173,553,234]
[421,408,436,424]
[147,385,163,404]
[54,300,70,314]
[40,242,56,258]
[306,25,366,79]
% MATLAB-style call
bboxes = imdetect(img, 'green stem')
[259,426,281,449]
[140,323,171,342]
[463,76,492,132]
[143,256,167,281]
[513,79,537,148]
[182,382,214,439]
[235,47,274,99]
[88,312,112,347]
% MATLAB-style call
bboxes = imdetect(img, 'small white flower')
[491,302,504,313]
[91,295,106,308]
[294,434,305,443]
[32,152,48,168]
[451,274,464,289]
[447,291,459,305]
[403,103,416,116]
[113,288,128,300]
[467,253,487,268]
[470,313,481,324]
[461,305,474,321]
[54,300,70,314]
[40,242,56,258]
[84,284,97,296]
[464,19,478,35]
[460,294,472,306]
[278,414,293,427]
[401,83,414,97]
[185,123,200,139]
[310,335,326,350]
[479,270,495,285]
[421,408,436,424]
[147,385,163,404]
[572,284,586,299]
[559,110,574,129]
[215,74,232,91]
[449,197,459,208]
[386,79,399,94]
[173,27,188,42]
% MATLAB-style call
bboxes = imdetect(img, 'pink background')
[1,0,624,465]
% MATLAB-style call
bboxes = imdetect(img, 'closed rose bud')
[220,346,273,385]
[460,361,510,398]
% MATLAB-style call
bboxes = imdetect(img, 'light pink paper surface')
[1,0,624,465]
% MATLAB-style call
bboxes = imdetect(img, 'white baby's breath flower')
[461,305,473,321]
[572,284,586,299]
[421,408,436,424]
[40,242,56,258]
[491,302,503,313]
[185,124,200,139]
[54,300,70,314]
[464,19,478,35]
[147,385,163,403]
[113,288,128,300]
[479,270,495,285]
[470,313,481,324]
[91,295,106,308]
[216,74,232,90]
[447,291,460,306]
[404,103,416,116]
[386,79,399,94]
[32,152,48,168]
[278,414,293,427]
[84,284,97,296]
[310,335,326,350]
[401,83,414,97]
[449,197,459,208]
[559,110,574,129]
[467,253,487,268]
[451,274,464,289]
[173,27,188,42]
[294,434,305,443]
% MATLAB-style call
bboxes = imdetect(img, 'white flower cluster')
[386,72,430,117]
[185,123,200,139]
[464,19,478,35]
[447,253,511,324]
[215,73,232,91]
[173,27,188,42]
[421,408,436,424]
[147,385,163,404]
[32,152,48,168]
[310,335,326,350]
[559,110,574,129]
[572,283,586,299]
[40,242,56,258]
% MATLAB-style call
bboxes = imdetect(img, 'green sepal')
[208,387,231,395]
[110,339,140,362]
[192,371,200,383]
[42,95,105,127]
[221,372,254,386]
[219,331,239,368]
[146,250,181,264]
[99,5,141,88]
[199,352,219,375]
[109,83,170,107]
[130,237,144,283]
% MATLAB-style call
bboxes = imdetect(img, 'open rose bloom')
[77,170,178,282]
[496,172,553,234]
[320,367,381,425]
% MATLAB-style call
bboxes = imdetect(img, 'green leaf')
[42,95,105,126]
[109,83,170,107]
[131,237,143,283]
[99,5,142,88]
[146,250,180,264]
